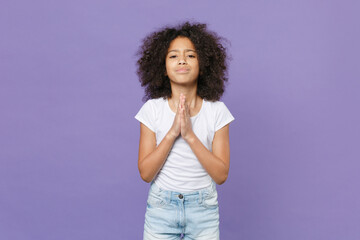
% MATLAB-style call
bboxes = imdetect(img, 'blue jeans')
[143,181,220,240]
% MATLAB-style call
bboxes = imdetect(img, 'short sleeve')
[134,100,156,132]
[215,102,235,131]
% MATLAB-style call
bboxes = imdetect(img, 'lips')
[176,68,190,73]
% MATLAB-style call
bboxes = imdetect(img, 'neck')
[169,84,199,108]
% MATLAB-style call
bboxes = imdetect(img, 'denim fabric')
[143,181,219,240]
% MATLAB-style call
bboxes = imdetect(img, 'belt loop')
[168,190,172,204]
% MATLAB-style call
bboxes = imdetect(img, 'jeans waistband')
[149,181,217,204]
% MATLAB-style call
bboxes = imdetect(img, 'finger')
[177,99,182,113]
[185,103,189,117]
[180,109,184,125]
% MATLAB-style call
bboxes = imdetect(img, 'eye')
[188,55,196,58]
[169,55,177,58]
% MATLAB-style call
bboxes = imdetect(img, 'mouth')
[176,68,190,73]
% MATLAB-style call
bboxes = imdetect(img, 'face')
[165,37,200,86]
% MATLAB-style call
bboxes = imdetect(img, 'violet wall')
[1,0,359,239]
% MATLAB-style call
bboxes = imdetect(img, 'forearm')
[138,132,177,182]
[186,133,229,185]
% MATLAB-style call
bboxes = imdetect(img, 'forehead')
[168,37,196,52]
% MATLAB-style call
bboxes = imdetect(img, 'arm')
[137,124,177,182]
[138,99,182,183]
[185,125,230,185]
[179,95,231,185]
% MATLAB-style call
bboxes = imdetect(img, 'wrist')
[184,131,196,144]
[166,131,178,141]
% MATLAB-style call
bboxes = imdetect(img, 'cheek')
[165,63,175,78]
[194,63,200,73]
[193,59,199,69]
[165,61,170,74]
[165,59,174,68]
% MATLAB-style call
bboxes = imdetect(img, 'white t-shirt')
[135,97,234,192]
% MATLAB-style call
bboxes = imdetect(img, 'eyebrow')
[167,49,196,53]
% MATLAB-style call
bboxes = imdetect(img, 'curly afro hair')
[136,21,230,102]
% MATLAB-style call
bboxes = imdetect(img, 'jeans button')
[178,194,183,199]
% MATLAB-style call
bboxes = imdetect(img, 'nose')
[178,55,187,65]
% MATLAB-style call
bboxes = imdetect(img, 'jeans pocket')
[147,191,167,208]
[202,190,219,209]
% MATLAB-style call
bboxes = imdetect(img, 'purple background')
[1,0,359,239]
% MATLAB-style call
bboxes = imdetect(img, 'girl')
[135,22,234,240]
